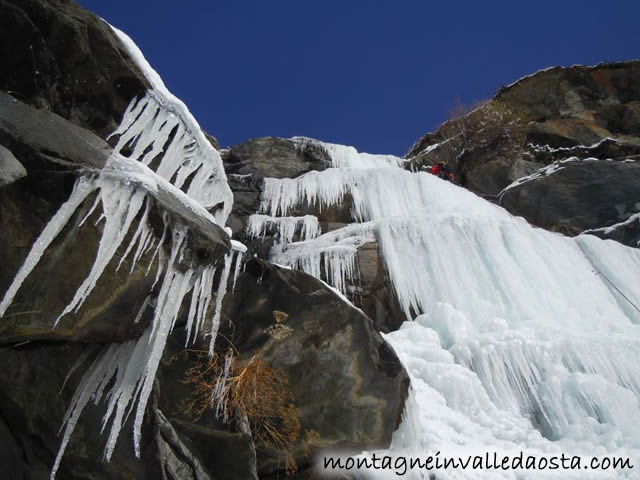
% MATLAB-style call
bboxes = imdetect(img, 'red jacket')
[431,164,442,175]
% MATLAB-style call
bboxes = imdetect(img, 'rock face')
[160,259,409,479]
[500,159,640,244]
[356,241,406,332]
[407,61,640,247]
[0,0,149,138]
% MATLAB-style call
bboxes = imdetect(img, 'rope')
[577,241,640,315]
[595,270,640,314]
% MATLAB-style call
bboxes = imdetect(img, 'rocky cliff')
[408,61,640,248]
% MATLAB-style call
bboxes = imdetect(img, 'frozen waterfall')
[258,137,640,478]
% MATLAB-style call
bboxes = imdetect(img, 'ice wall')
[256,137,640,478]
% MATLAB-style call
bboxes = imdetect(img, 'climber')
[430,162,456,183]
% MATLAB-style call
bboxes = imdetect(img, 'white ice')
[255,136,640,478]
[247,214,320,245]
[109,25,233,226]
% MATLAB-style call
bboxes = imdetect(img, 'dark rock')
[495,61,640,127]
[0,144,27,188]
[218,259,409,478]
[153,407,216,480]
[0,414,24,480]
[500,160,640,242]
[0,90,111,172]
[224,137,331,180]
[0,0,149,139]
[355,241,405,332]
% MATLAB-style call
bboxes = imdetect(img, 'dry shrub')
[179,348,301,475]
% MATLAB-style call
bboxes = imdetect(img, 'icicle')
[78,190,102,227]
[232,250,244,293]
[109,25,234,225]
[51,224,210,470]
[208,251,234,357]
[246,214,320,245]
[116,196,151,272]
[54,180,147,326]
[194,265,216,343]
[133,296,151,324]
[270,223,375,294]
[0,176,96,317]
[211,348,234,422]
[185,275,203,346]
[51,339,138,479]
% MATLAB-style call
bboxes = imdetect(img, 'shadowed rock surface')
[0,0,149,138]
[499,159,640,244]
[217,259,409,478]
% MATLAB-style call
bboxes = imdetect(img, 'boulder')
[217,259,409,477]
[0,0,149,139]
[500,159,640,243]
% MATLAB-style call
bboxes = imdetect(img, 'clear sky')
[78,1,639,155]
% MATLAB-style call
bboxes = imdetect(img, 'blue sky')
[79,1,639,155]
